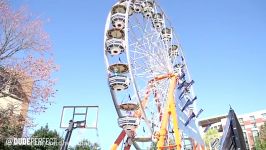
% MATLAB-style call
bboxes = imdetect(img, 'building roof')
[198,109,266,128]
[237,109,266,118]
[198,114,227,127]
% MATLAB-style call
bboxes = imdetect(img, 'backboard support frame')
[60,105,99,129]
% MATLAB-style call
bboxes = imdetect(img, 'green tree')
[73,139,100,150]
[259,122,266,142]
[203,128,220,149]
[0,112,62,150]
[150,142,157,150]
[0,105,25,150]
[255,137,266,150]
[255,122,266,150]
[30,124,63,150]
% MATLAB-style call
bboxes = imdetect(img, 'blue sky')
[10,0,266,149]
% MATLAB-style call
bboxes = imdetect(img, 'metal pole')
[61,120,75,150]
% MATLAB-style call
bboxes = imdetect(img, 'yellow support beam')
[157,74,181,150]
[169,85,182,149]
[157,107,170,148]
[111,144,118,150]
[111,130,126,150]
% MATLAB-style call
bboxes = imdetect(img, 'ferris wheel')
[104,0,205,149]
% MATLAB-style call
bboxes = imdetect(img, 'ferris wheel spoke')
[131,49,169,73]
[131,12,152,37]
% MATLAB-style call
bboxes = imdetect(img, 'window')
[9,80,25,99]
[218,125,223,132]
[243,132,250,150]
[239,118,244,124]
[0,75,4,89]
[262,113,266,119]
[252,130,259,142]
[250,116,256,123]
[241,125,245,130]
[252,123,257,129]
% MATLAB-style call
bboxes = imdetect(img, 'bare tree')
[0,0,58,114]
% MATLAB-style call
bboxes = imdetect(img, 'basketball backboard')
[60,106,99,129]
